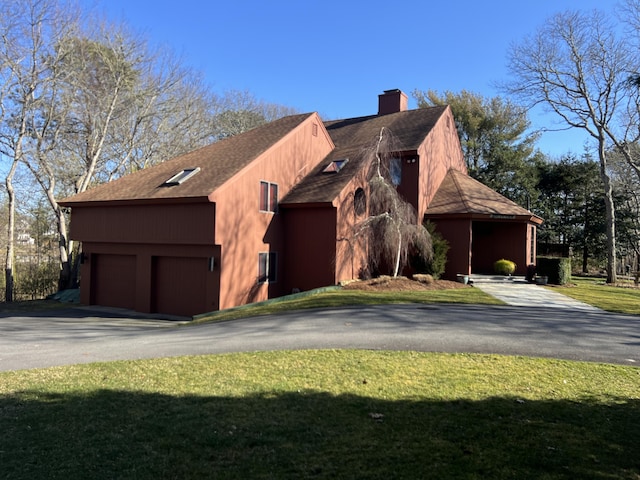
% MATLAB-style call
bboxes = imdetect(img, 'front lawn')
[553,276,640,315]
[1,350,638,479]
[194,280,502,323]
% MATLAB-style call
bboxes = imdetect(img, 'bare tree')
[0,0,80,300]
[354,128,432,278]
[505,9,638,283]
[211,89,299,140]
[0,0,301,296]
[10,9,220,289]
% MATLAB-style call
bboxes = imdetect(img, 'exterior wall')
[416,107,467,221]
[79,241,220,316]
[430,218,472,280]
[333,173,370,283]
[71,203,220,316]
[471,221,531,275]
[282,206,337,292]
[209,113,334,310]
[70,202,216,244]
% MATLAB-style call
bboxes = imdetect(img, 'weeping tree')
[355,127,432,278]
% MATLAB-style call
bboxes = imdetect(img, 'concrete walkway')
[471,275,602,310]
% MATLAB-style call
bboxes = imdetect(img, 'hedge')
[536,256,571,285]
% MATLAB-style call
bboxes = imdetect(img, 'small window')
[259,181,278,212]
[354,188,366,216]
[258,252,277,284]
[323,158,349,173]
[163,167,200,186]
[390,158,401,186]
[312,123,318,136]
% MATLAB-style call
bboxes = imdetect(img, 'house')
[60,89,542,317]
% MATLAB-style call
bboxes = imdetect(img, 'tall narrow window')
[390,158,402,186]
[259,181,278,212]
[260,181,269,211]
[354,188,366,216]
[258,252,277,284]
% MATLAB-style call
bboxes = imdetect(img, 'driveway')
[1,302,638,371]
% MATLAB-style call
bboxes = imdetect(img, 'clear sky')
[95,0,618,157]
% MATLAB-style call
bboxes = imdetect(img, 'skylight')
[323,158,348,173]
[163,167,200,186]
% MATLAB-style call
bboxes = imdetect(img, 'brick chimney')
[378,89,408,115]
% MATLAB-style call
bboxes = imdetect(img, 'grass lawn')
[1,276,639,478]
[194,283,503,323]
[1,350,639,479]
[553,276,640,315]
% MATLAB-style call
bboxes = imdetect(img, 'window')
[323,158,349,173]
[258,252,277,284]
[390,158,402,186]
[260,181,278,212]
[354,188,366,216]
[163,167,200,186]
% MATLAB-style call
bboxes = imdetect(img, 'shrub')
[412,221,449,279]
[413,273,434,285]
[494,259,516,276]
[536,257,571,285]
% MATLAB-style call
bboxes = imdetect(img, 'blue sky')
[96,0,617,157]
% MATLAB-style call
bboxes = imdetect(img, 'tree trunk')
[582,201,589,274]
[4,159,19,303]
[392,226,402,277]
[598,139,617,284]
[54,203,72,291]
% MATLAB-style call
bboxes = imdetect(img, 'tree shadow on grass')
[1,389,638,479]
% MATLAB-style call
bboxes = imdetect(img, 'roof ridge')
[450,169,472,212]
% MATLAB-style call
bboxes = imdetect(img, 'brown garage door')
[92,254,136,310]
[152,256,208,317]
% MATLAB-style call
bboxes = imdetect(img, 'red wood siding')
[91,254,136,310]
[152,256,208,317]
[210,113,334,309]
[472,221,530,275]
[80,242,220,317]
[417,107,467,221]
[283,206,337,292]
[430,219,472,279]
[70,203,216,245]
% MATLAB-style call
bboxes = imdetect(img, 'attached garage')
[152,256,209,317]
[91,254,136,310]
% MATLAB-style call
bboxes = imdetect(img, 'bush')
[413,273,434,285]
[536,257,571,285]
[412,221,449,279]
[494,259,516,276]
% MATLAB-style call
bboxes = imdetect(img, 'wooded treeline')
[2,0,640,301]
[413,88,640,279]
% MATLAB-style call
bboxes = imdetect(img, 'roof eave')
[59,196,213,208]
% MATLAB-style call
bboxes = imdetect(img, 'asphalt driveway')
[1,303,638,371]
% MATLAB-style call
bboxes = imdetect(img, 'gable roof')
[426,169,543,223]
[281,106,449,205]
[59,113,315,206]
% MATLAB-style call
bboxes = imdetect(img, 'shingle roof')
[426,169,543,223]
[59,113,315,205]
[281,106,448,205]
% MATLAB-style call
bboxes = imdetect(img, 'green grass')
[1,350,638,479]
[553,276,640,315]
[194,286,503,323]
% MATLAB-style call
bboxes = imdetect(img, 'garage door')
[92,254,136,310]
[152,256,208,317]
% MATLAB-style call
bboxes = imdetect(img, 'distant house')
[60,89,542,317]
